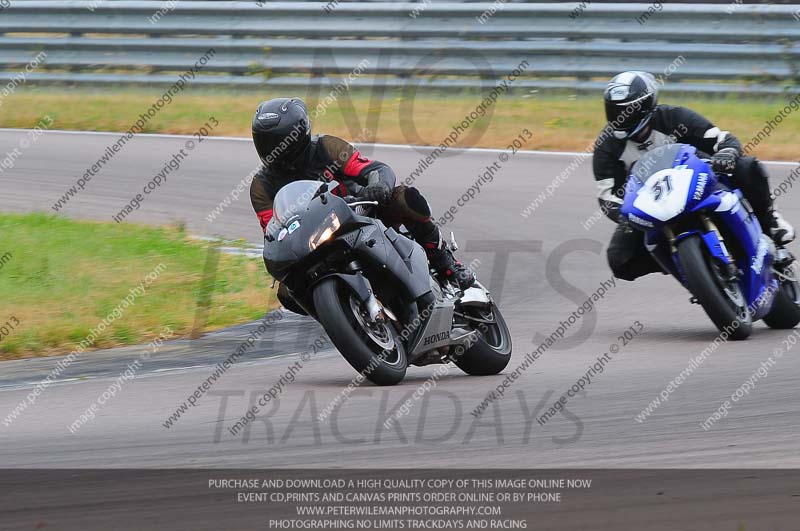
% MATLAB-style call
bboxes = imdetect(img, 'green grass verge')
[0,212,274,359]
[4,86,800,160]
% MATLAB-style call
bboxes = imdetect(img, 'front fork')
[344,260,386,322]
[699,216,739,282]
[667,215,739,282]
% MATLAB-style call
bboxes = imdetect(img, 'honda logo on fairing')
[423,331,450,346]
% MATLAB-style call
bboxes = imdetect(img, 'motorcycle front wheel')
[313,278,407,386]
[677,235,752,340]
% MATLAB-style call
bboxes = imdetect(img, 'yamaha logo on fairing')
[693,173,708,201]
[423,331,450,346]
[629,213,654,228]
[752,238,769,275]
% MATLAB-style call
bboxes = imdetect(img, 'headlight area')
[309,211,341,250]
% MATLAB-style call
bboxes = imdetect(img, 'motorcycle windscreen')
[626,144,700,223]
[272,180,325,226]
[629,144,686,184]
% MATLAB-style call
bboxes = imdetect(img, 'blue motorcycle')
[621,144,800,340]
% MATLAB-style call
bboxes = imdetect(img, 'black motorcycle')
[263,180,512,385]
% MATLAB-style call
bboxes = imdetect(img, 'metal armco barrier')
[1,1,799,94]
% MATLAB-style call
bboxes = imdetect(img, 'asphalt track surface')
[1,129,799,477]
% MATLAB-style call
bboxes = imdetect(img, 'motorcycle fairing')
[264,190,357,282]
[621,145,778,320]
[408,281,456,356]
[263,180,497,362]
[623,144,716,229]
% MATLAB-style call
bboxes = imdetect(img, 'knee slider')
[606,247,638,281]
[402,186,432,218]
[277,283,307,316]
[734,156,763,179]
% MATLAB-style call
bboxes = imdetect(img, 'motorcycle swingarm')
[411,327,479,366]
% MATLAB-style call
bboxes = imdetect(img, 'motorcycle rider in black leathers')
[249,97,475,311]
[594,71,795,281]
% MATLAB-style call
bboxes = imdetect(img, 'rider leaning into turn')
[249,97,476,309]
[593,71,796,281]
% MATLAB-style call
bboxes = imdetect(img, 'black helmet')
[252,97,311,167]
[603,71,658,140]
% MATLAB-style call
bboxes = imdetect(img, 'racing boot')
[424,239,476,291]
[757,209,795,247]
[277,282,308,316]
[767,210,795,246]
[739,159,795,246]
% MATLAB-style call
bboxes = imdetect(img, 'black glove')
[711,147,739,174]
[618,216,636,234]
[599,199,622,224]
[360,181,392,205]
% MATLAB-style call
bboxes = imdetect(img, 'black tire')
[313,278,407,386]
[677,236,751,340]
[453,306,513,376]
[763,275,800,329]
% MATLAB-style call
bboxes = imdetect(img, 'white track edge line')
[3,127,797,166]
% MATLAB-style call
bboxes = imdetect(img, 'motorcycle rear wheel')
[453,306,513,376]
[763,268,800,329]
[313,278,407,386]
[677,235,751,340]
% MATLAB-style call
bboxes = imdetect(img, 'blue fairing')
[700,230,732,266]
[620,144,777,320]
[696,190,776,319]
